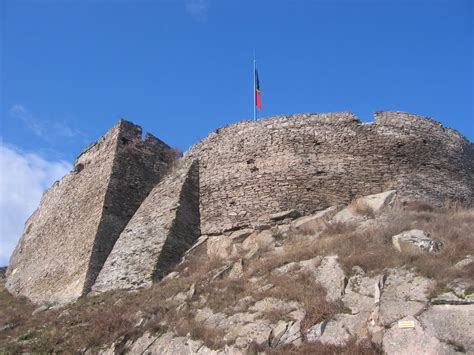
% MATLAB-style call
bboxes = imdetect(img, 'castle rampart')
[6,111,474,303]
[185,111,473,234]
[6,120,173,304]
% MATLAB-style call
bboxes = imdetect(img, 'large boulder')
[124,331,225,355]
[392,230,443,254]
[419,304,474,353]
[332,190,397,224]
[207,236,234,259]
[382,316,459,355]
[291,205,344,234]
[379,268,433,326]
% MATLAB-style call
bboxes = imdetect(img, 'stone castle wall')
[185,111,473,234]
[91,160,200,293]
[6,120,173,304]
[6,111,474,303]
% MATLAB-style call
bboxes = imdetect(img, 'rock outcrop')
[1,186,473,354]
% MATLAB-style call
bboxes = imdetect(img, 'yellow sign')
[398,320,415,328]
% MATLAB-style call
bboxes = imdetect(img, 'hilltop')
[1,111,473,354]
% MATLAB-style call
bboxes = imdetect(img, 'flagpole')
[253,50,256,121]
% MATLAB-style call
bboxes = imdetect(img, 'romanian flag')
[255,69,262,110]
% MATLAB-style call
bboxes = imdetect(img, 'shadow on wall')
[153,160,201,281]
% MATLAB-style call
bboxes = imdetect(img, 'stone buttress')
[6,120,173,304]
[91,160,200,293]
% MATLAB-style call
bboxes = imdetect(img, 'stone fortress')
[6,111,474,304]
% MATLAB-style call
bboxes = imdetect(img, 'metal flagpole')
[253,49,256,121]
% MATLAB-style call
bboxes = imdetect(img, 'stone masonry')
[6,111,474,303]
[6,120,173,304]
[185,111,473,234]
[91,160,200,293]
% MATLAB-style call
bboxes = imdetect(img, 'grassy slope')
[0,203,473,354]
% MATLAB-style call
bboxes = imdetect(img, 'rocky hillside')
[7,112,474,307]
[1,191,473,354]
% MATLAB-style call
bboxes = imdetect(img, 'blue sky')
[0,0,473,265]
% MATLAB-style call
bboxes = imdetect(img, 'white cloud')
[10,104,86,141]
[185,0,209,22]
[10,104,44,137]
[0,143,71,266]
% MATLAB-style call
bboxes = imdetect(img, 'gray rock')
[432,279,474,305]
[454,255,473,270]
[313,255,346,302]
[332,207,367,225]
[379,268,433,326]
[228,259,244,279]
[229,229,254,242]
[32,305,49,316]
[383,316,459,355]
[392,229,443,254]
[269,210,301,222]
[291,205,344,234]
[270,320,302,347]
[356,190,397,214]
[183,235,209,259]
[207,235,233,259]
[315,314,363,345]
[332,190,397,225]
[306,321,327,341]
[162,271,180,282]
[126,331,225,354]
[420,304,474,353]
[242,230,275,252]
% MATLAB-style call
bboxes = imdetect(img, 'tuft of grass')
[349,199,375,218]
[261,338,382,354]
[403,200,435,213]
[263,272,339,332]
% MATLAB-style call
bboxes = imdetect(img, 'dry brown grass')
[1,204,472,353]
[349,199,376,218]
[171,311,229,349]
[197,278,249,314]
[403,200,436,212]
[245,241,322,278]
[162,147,184,175]
[0,254,224,353]
[263,272,339,332]
[265,340,383,355]
[286,205,474,290]
[246,203,473,302]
